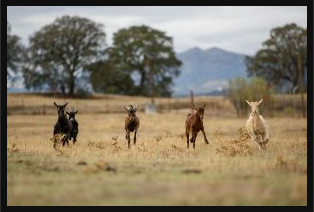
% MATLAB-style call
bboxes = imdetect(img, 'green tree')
[7,21,24,78]
[246,23,307,91]
[23,16,106,95]
[88,60,135,95]
[108,25,181,99]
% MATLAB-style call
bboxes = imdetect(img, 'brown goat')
[124,105,140,149]
[185,104,209,149]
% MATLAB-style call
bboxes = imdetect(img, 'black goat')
[53,102,70,146]
[66,109,79,144]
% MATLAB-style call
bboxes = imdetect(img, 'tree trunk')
[69,70,75,96]
[139,70,146,95]
[61,84,65,95]
[147,59,154,104]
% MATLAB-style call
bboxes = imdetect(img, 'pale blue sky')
[7,6,307,55]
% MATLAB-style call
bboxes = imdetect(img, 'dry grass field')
[7,94,307,205]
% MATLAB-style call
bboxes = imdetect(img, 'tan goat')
[245,99,269,150]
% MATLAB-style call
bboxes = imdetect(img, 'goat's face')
[124,105,138,119]
[246,99,263,115]
[54,102,68,119]
[193,104,206,120]
[66,110,78,122]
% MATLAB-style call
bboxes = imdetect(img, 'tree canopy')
[7,21,24,79]
[107,25,182,97]
[88,60,135,95]
[23,16,106,95]
[246,23,307,92]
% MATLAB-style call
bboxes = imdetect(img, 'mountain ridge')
[173,47,249,96]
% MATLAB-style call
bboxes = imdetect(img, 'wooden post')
[190,90,194,107]
[21,97,24,114]
[298,53,306,118]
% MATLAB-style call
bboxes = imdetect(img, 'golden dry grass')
[7,94,307,205]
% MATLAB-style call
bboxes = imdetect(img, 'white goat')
[245,99,269,150]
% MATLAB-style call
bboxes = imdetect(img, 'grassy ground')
[7,110,307,205]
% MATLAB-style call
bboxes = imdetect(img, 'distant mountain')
[173,47,248,96]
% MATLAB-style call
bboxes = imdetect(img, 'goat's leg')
[186,131,190,149]
[127,130,131,149]
[53,139,57,149]
[258,143,265,151]
[62,134,68,146]
[66,133,70,146]
[260,141,266,150]
[258,135,265,150]
[62,134,66,146]
[251,133,258,144]
[257,134,265,151]
[134,129,137,145]
[191,133,197,149]
[264,132,269,144]
[201,128,209,144]
[189,128,194,143]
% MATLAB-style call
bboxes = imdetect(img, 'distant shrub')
[227,77,274,117]
[283,106,294,116]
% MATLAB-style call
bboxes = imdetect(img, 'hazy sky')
[7,6,307,55]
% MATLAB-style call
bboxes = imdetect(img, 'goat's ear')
[124,106,129,112]
[202,103,207,108]
[134,106,139,111]
[54,102,58,107]
[63,102,68,108]
[245,100,251,106]
[257,99,263,105]
[75,110,78,114]
[66,111,70,115]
